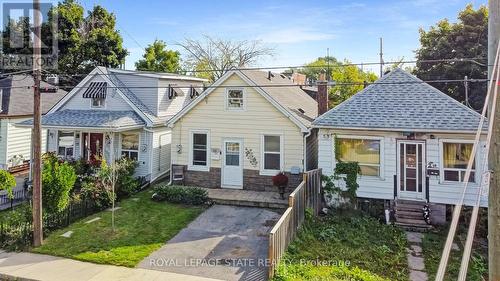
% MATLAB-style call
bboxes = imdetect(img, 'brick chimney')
[316,73,328,116]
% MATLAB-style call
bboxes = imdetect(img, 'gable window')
[226,89,244,110]
[121,133,139,160]
[442,142,475,182]
[190,131,209,170]
[336,138,381,177]
[261,135,282,174]
[91,97,105,108]
[57,131,74,158]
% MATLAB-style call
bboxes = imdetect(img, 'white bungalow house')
[0,75,67,170]
[313,68,487,224]
[167,69,319,191]
[17,67,206,183]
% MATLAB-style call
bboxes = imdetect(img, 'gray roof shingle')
[312,68,486,132]
[0,74,67,116]
[19,109,145,129]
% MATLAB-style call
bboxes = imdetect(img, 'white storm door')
[397,141,426,200]
[222,139,243,189]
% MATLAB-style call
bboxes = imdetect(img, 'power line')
[40,56,488,77]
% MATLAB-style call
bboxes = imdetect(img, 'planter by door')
[397,140,426,200]
[222,139,243,189]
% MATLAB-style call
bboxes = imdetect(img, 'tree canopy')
[414,4,488,109]
[135,40,180,73]
[1,0,128,78]
[296,57,377,107]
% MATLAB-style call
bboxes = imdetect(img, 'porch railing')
[268,168,322,278]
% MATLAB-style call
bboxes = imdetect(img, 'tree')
[296,57,377,107]
[42,153,77,214]
[414,4,488,109]
[1,0,128,77]
[135,40,180,72]
[178,35,274,81]
[0,170,16,201]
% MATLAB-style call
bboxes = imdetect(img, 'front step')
[394,199,432,232]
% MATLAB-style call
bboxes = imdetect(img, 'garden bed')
[273,210,409,281]
[32,189,205,267]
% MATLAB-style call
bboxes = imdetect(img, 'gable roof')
[49,67,205,127]
[167,69,318,132]
[0,74,67,117]
[312,68,487,133]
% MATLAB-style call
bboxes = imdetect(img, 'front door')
[82,133,104,162]
[222,139,243,189]
[397,141,425,200]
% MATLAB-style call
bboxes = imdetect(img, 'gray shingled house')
[0,75,67,169]
[18,67,206,183]
[313,68,487,225]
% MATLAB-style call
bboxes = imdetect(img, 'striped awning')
[82,82,107,99]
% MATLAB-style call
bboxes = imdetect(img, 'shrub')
[42,154,77,214]
[80,180,113,208]
[152,185,209,205]
[115,158,139,197]
[0,170,16,200]
[0,204,33,251]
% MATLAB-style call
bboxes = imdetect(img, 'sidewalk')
[0,251,222,281]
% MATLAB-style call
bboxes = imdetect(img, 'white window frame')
[120,132,140,161]
[57,131,75,159]
[334,135,385,179]
[188,129,210,171]
[90,97,106,109]
[225,88,245,111]
[439,139,477,184]
[260,134,284,176]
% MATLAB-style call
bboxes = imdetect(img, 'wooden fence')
[268,168,322,278]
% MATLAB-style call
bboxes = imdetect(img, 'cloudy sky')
[81,0,487,73]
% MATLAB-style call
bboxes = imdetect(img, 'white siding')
[157,79,204,117]
[0,119,8,166]
[151,126,171,181]
[62,76,132,111]
[5,117,47,166]
[318,128,488,207]
[171,73,305,175]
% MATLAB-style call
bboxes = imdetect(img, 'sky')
[64,0,488,73]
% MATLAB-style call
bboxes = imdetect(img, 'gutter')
[311,125,488,135]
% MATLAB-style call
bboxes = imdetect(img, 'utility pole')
[379,37,384,77]
[32,0,43,247]
[489,0,500,279]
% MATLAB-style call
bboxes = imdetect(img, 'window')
[57,131,74,158]
[336,138,381,176]
[121,133,139,160]
[262,135,282,173]
[226,89,244,109]
[442,142,475,182]
[191,132,208,168]
[91,97,105,108]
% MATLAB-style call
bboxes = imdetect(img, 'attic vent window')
[83,82,107,99]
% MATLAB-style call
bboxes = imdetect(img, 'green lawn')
[32,189,204,267]
[273,211,409,281]
[422,227,488,281]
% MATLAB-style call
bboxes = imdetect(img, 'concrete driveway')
[138,205,281,281]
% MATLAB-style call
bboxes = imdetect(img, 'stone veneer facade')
[174,164,302,192]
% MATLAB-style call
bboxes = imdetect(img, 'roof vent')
[298,108,305,114]
[280,74,286,79]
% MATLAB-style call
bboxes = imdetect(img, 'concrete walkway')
[139,205,281,281]
[406,232,428,281]
[0,251,221,281]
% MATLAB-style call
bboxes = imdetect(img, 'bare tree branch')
[177,35,274,81]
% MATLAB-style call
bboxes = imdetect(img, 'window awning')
[83,82,107,99]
